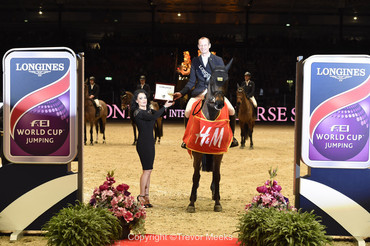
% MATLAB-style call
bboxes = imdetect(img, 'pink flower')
[261,194,272,205]
[256,185,268,193]
[117,184,129,191]
[99,184,109,191]
[111,197,119,207]
[272,184,282,192]
[124,211,134,222]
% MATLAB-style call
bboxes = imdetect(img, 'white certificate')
[154,83,175,101]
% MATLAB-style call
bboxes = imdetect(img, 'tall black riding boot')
[95,106,100,117]
[181,117,189,149]
[229,115,239,147]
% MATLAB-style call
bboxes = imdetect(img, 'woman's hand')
[164,101,174,108]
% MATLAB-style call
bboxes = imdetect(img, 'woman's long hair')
[130,89,150,116]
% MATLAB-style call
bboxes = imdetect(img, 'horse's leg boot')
[229,115,239,147]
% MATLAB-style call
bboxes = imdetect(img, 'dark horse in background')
[186,59,233,213]
[84,84,108,145]
[236,84,255,149]
[120,91,163,145]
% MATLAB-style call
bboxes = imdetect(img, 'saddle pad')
[183,99,232,154]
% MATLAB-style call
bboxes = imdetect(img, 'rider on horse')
[88,76,101,117]
[173,37,239,148]
[241,72,257,115]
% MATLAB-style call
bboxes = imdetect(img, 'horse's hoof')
[90,143,94,146]
[94,141,98,144]
[103,141,106,144]
[214,204,222,212]
[240,145,245,149]
[250,146,254,150]
[186,205,195,213]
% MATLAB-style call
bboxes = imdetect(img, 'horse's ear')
[237,83,240,88]
[225,58,233,72]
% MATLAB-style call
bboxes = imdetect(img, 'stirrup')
[181,142,187,149]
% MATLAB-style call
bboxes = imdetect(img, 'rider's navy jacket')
[180,54,224,97]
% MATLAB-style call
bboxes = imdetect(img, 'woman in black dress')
[130,89,173,207]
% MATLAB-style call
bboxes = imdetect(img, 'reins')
[192,98,205,116]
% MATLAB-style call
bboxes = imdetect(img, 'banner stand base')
[9,230,24,242]
[354,237,366,246]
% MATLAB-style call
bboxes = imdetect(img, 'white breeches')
[94,99,100,107]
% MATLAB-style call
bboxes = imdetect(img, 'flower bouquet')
[89,171,146,236]
[237,168,331,246]
[245,167,295,211]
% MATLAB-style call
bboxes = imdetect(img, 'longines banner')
[2,47,77,163]
[301,55,370,168]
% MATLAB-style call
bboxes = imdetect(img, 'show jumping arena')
[0,121,368,245]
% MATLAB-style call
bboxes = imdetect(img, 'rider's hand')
[173,92,182,101]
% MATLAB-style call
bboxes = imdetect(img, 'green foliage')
[236,208,332,246]
[43,201,122,246]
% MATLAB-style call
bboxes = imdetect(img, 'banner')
[3,47,77,163]
[301,55,370,168]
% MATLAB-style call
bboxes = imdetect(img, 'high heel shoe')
[145,194,153,208]
[137,195,146,207]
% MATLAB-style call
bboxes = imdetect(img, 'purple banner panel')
[301,55,370,168]
[2,47,77,164]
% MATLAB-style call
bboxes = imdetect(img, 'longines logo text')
[15,63,64,77]
[316,67,366,82]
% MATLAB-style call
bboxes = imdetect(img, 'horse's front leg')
[89,123,94,145]
[94,122,99,144]
[249,124,254,149]
[240,123,246,148]
[212,154,223,212]
[186,152,202,213]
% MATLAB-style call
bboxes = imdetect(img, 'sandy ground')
[0,121,368,245]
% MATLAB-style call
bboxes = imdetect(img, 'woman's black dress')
[134,107,165,170]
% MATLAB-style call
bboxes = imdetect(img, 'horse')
[120,91,163,145]
[185,59,233,213]
[84,84,108,145]
[236,84,255,149]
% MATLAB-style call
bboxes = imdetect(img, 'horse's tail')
[98,118,104,133]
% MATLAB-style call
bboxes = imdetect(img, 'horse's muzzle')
[214,100,224,111]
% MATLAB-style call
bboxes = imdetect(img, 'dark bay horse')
[236,84,255,149]
[120,91,163,145]
[84,84,108,145]
[186,59,233,213]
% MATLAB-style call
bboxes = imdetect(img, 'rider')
[242,72,257,115]
[88,76,101,117]
[173,36,239,148]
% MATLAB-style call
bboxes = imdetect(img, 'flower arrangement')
[245,167,295,211]
[89,171,146,235]
[237,168,331,245]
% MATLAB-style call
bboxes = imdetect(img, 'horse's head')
[236,84,245,106]
[207,58,233,111]
[120,91,132,110]
[84,83,89,100]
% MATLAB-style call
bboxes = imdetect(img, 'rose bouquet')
[245,167,295,211]
[89,171,146,235]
